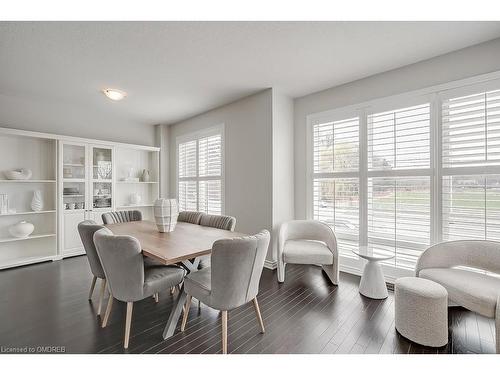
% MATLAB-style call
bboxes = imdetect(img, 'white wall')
[271,90,295,263]
[294,37,500,219]
[165,89,273,240]
[0,93,156,146]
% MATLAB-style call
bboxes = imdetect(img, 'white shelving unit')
[0,126,161,270]
[114,146,160,221]
[0,132,58,269]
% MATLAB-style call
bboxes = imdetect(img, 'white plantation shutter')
[442,90,500,168]
[368,104,430,171]
[367,104,431,269]
[312,117,360,255]
[178,131,223,215]
[442,89,500,242]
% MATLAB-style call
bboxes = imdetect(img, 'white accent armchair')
[277,220,338,285]
[416,240,500,353]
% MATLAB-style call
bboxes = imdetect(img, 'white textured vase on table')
[153,198,178,233]
[31,190,43,211]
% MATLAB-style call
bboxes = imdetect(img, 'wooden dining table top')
[104,220,245,265]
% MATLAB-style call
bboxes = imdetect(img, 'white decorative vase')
[130,193,141,205]
[153,199,179,233]
[9,221,35,238]
[31,190,43,211]
[141,169,151,182]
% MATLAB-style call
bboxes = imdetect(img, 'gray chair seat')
[144,266,185,297]
[184,267,211,302]
[420,268,500,318]
[283,239,333,265]
[143,256,165,268]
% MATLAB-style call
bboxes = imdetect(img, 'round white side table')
[352,247,394,299]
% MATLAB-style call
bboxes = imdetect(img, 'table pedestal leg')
[359,259,388,299]
[162,257,199,339]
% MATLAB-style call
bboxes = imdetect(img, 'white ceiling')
[1,21,500,131]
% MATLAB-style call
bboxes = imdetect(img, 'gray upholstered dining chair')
[199,213,236,231]
[93,228,185,349]
[198,214,237,270]
[101,210,142,225]
[180,230,270,354]
[278,220,339,285]
[178,211,203,224]
[77,220,108,316]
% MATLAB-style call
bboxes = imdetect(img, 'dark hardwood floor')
[0,256,496,354]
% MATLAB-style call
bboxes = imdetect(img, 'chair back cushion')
[77,220,106,279]
[200,214,236,231]
[417,240,500,275]
[101,210,142,225]
[210,230,270,310]
[178,211,203,225]
[93,228,145,302]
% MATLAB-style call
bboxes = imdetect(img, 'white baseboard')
[264,259,277,270]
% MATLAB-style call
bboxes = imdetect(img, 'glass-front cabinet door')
[91,146,113,211]
[62,143,87,212]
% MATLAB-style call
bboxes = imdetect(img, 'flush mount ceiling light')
[102,88,127,101]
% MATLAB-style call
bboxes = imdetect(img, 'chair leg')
[221,311,228,354]
[181,295,192,332]
[198,300,201,309]
[154,293,159,303]
[496,295,500,354]
[88,276,97,300]
[97,279,107,316]
[124,302,133,349]
[252,297,265,333]
[101,295,114,328]
[277,261,286,283]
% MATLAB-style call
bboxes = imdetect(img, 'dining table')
[104,220,245,339]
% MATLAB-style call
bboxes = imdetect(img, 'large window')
[178,127,223,214]
[442,89,500,242]
[309,77,500,274]
[312,117,359,255]
[367,104,431,269]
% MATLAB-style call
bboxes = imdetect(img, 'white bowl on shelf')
[8,221,35,238]
[3,168,33,180]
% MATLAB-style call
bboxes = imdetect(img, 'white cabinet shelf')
[117,204,154,209]
[0,233,56,243]
[116,181,158,184]
[0,210,56,217]
[0,180,56,183]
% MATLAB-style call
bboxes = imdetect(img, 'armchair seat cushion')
[283,240,333,265]
[419,268,500,318]
[184,267,211,304]
[143,266,185,297]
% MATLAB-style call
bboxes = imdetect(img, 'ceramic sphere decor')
[3,168,32,180]
[31,190,43,211]
[153,198,178,233]
[9,221,35,238]
[130,193,142,205]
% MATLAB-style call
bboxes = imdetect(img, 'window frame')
[306,72,500,281]
[176,124,225,214]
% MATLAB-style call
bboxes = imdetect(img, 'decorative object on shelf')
[129,193,142,205]
[97,161,112,180]
[123,166,139,181]
[63,187,80,195]
[0,194,9,214]
[63,167,73,178]
[8,220,35,238]
[141,169,151,182]
[3,168,32,180]
[68,203,75,210]
[153,198,178,233]
[31,190,43,212]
